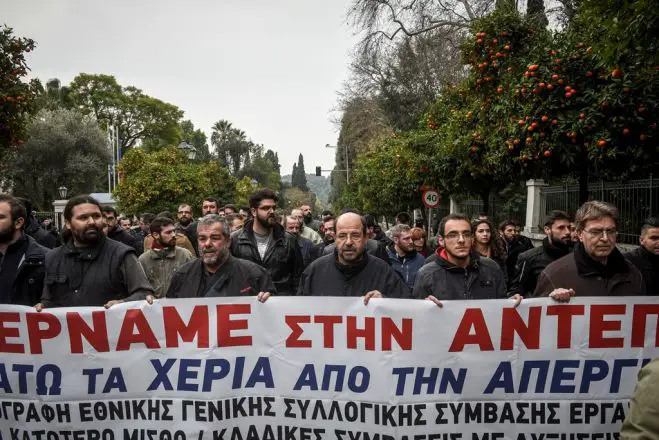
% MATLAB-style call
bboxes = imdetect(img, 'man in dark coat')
[168,215,274,300]
[16,198,56,249]
[299,212,409,300]
[37,195,154,309]
[284,214,317,268]
[509,210,573,296]
[230,189,302,295]
[414,214,518,307]
[101,206,143,254]
[625,217,659,295]
[534,201,644,300]
[0,194,48,306]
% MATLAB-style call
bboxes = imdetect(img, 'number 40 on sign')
[422,190,440,208]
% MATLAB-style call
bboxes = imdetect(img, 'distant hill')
[281,174,330,205]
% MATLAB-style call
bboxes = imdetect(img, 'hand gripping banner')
[1,296,657,440]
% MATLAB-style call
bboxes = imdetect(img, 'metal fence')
[459,195,527,227]
[541,177,659,244]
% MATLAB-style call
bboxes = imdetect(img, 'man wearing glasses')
[413,214,518,307]
[534,201,645,300]
[231,189,302,295]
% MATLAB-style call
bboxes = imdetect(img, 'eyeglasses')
[583,228,617,238]
[444,231,473,240]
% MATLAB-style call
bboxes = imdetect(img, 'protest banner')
[1,296,657,440]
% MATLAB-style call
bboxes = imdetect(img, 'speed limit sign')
[422,190,440,208]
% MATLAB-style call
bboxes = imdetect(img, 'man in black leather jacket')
[230,189,302,295]
[508,210,573,296]
[0,194,48,306]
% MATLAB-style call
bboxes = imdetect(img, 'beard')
[255,213,276,229]
[72,224,102,245]
[304,213,312,224]
[550,233,571,247]
[201,247,229,267]
[179,218,192,227]
[158,237,177,249]
[0,225,15,244]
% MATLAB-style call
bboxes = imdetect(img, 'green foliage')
[68,73,183,152]
[5,108,110,210]
[0,25,39,163]
[114,147,236,216]
[180,120,211,162]
[344,1,658,211]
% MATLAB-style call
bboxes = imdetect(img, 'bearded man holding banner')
[298,211,409,301]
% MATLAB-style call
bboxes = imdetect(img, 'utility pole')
[325,144,349,184]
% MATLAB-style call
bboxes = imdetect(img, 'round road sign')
[422,190,440,208]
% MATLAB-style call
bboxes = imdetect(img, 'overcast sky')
[2,0,358,175]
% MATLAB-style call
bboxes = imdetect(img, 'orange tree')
[114,147,236,215]
[422,9,543,213]
[0,25,39,164]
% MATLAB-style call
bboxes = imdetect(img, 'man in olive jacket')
[298,212,408,300]
[621,358,659,439]
[230,189,302,295]
[139,217,194,297]
[168,215,274,299]
[534,201,644,300]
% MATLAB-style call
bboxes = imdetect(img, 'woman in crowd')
[472,219,508,277]
[410,227,432,257]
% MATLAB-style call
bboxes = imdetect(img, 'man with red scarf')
[413,214,522,307]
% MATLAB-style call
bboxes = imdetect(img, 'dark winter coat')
[167,255,276,298]
[508,237,572,296]
[625,246,659,296]
[107,225,143,254]
[0,235,48,306]
[25,217,56,249]
[533,243,645,297]
[386,246,425,291]
[41,235,153,307]
[298,251,409,298]
[230,220,302,295]
[413,250,506,300]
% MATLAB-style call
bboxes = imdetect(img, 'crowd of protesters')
[1,189,657,307]
[1,189,659,434]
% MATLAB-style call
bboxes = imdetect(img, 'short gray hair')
[197,214,230,238]
[390,224,411,239]
[574,201,619,231]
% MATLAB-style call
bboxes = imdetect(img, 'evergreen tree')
[292,162,299,188]
[296,153,309,192]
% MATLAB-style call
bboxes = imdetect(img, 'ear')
[543,225,551,235]
[15,217,25,230]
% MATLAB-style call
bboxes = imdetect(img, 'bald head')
[335,213,368,265]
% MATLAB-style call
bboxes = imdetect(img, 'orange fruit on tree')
[611,69,623,79]
[623,128,630,136]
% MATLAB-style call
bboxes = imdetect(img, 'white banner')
[1,296,658,439]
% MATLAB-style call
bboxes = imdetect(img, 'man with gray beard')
[167,215,274,300]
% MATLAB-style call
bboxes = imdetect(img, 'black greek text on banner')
[0,296,657,439]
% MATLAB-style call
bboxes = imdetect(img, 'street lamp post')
[178,141,197,161]
[325,144,349,184]
[58,186,68,199]
[53,186,69,231]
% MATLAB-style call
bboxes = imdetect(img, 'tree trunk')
[578,146,589,204]
[480,187,491,215]
[527,0,549,28]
